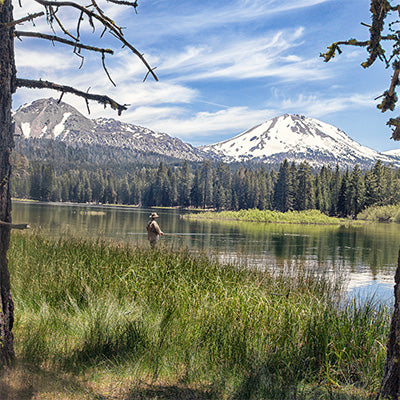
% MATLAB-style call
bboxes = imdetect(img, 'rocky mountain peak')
[13,98,205,162]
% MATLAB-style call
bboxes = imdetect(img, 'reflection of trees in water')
[195,220,400,278]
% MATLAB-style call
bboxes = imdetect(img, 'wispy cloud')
[132,0,331,39]
[278,93,377,117]
[157,28,332,83]
[115,91,381,145]
[15,48,78,72]
[134,106,277,144]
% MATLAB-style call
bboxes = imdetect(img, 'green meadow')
[1,231,391,399]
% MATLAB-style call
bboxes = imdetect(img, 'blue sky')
[12,0,400,151]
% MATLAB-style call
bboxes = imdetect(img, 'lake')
[11,201,400,303]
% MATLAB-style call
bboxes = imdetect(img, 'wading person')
[146,212,164,248]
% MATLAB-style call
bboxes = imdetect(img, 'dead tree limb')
[33,0,158,81]
[16,78,129,114]
[14,31,114,54]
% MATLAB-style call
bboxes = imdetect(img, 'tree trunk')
[0,0,16,367]
[376,249,400,400]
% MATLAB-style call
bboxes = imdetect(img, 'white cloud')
[111,91,382,145]
[15,48,78,71]
[126,106,278,142]
[279,93,377,117]
[130,0,331,39]
[158,28,331,83]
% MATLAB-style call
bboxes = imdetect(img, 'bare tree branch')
[106,0,138,10]
[0,221,30,230]
[0,12,44,28]
[32,0,158,81]
[101,51,116,86]
[16,78,129,115]
[14,30,114,54]
[47,4,80,41]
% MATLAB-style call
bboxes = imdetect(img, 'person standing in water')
[146,212,163,248]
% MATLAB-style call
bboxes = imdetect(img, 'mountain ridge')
[12,98,400,168]
[13,98,206,163]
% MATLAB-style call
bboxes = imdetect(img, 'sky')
[11,0,400,151]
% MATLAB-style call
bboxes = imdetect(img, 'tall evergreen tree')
[348,165,365,216]
[201,160,214,208]
[337,168,350,217]
[191,168,203,208]
[329,164,341,216]
[178,161,192,207]
[295,161,314,211]
[273,159,293,211]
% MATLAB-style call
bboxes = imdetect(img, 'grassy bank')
[5,232,390,399]
[183,209,346,225]
[357,204,400,223]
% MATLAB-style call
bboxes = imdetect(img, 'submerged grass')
[183,208,346,225]
[7,231,390,399]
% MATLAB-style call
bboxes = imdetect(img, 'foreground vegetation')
[184,209,346,225]
[5,232,390,399]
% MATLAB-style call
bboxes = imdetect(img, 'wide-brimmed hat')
[149,212,159,218]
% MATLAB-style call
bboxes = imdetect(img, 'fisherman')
[146,212,164,248]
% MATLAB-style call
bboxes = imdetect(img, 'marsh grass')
[8,232,390,399]
[183,208,346,225]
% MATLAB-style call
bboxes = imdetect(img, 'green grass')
[357,204,400,222]
[183,209,346,225]
[7,232,390,399]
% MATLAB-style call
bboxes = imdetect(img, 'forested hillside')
[11,137,400,217]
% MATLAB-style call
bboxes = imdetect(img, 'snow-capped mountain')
[13,98,205,162]
[201,114,400,168]
[13,99,400,168]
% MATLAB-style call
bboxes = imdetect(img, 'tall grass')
[184,209,345,225]
[8,232,390,399]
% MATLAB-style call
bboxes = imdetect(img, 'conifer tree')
[295,161,314,211]
[337,168,350,217]
[201,160,214,208]
[191,168,203,208]
[329,164,341,216]
[348,165,365,216]
[273,159,293,211]
[178,161,192,207]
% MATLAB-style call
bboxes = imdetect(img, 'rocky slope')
[13,98,206,162]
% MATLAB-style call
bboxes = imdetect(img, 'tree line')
[11,157,400,217]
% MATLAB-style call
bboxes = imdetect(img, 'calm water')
[11,201,400,303]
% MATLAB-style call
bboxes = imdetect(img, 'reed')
[8,232,390,399]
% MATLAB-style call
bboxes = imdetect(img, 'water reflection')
[12,201,400,301]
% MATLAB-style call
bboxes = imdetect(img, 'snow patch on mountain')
[383,149,400,158]
[13,98,206,162]
[201,114,399,168]
[21,122,31,138]
[53,112,71,137]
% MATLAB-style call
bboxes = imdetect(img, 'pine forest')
[11,140,400,218]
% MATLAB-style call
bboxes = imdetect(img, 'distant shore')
[183,208,352,225]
